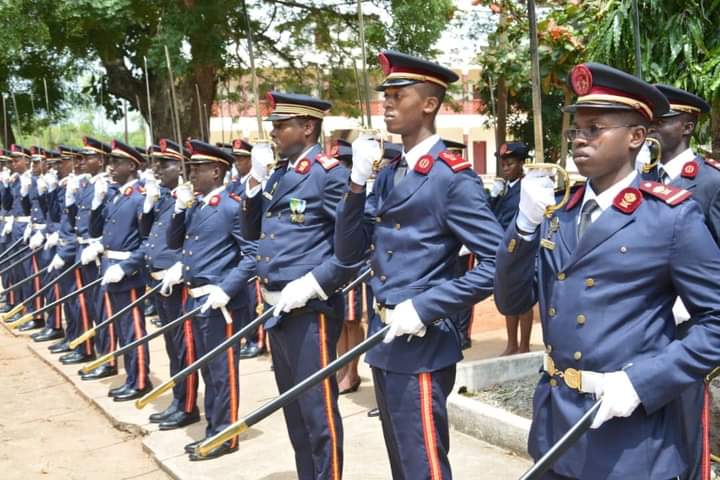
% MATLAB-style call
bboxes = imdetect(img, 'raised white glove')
[29,231,44,249]
[48,254,65,273]
[22,223,32,243]
[91,177,108,210]
[65,174,79,206]
[250,142,275,183]
[44,171,58,192]
[351,134,382,185]
[634,142,652,172]
[173,183,194,213]
[1,217,13,236]
[102,264,126,285]
[140,169,155,183]
[272,272,326,316]
[201,285,231,313]
[516,170,555,232]
[382,299,427,343]
[590,371,641,429]
[20,172,32,197]
[44,231,59,250]
[0,168,10,187]
[143,179,161,213]
[160,261,184,296]
[80,242,103,265]
[36,176,48,195]
[490,178,506,198]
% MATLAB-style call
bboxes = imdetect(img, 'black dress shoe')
[159,409,201,431]
[149,404,179,423]
[32,328,64,342]
[18,318,44,332]
[184,439,205,454]
[238,342,262,359]
[31,327,53,340]
[4,312,21,323]
[79,364,117,381]
[188,441,237,461]
[48,340,71,354]
[59,351,96,365]
[113,384,153,402]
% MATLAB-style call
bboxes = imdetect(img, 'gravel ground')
[466,374,539,419]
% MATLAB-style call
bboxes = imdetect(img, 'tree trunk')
[559,85,572,168]
[495,75,508,174]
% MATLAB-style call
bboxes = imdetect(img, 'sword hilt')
[81,352,113,374]
[10,312,34,330]
[135,379,175,410]
[69,329,96,350]
[197,422,248,457]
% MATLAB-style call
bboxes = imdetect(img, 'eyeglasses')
[565,125,639,142]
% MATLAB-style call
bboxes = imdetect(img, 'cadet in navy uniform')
[494,63,720,480]
[140,139,200,430]
[232,92,353,480]
[165,140,256,461]
[643,85,717,480]
[59,137,112,369]
[31,146,74,342]
[0,149,12,312]
[89,140,151,400]
[335,51,504,480]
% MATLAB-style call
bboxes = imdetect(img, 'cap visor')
[562,102,636,114]
[375,79,421,92]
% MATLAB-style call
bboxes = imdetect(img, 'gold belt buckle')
[374,304,388,324]
[546,354,557,376]
[562,368,582,391]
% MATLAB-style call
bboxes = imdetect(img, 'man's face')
[271,119,310,158]
[58,159,74,178]
[382,85,427,136]
[31,159,45,176]
[11,156,27,174]
[189,163,222,194]
[79,154,102,175]
[501,157,524,181]
[570,109,646,179]
[648,114,692,158]
[109,157,135,184]
[233,154,251,177]
[155,158,180,188]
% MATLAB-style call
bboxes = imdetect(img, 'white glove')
[1,217,13,236]
[272,272,326,316]
[672,298,691,325]
[48,254,65,273]
[635,142,652,172]
[516,170,555,232]
[29,231,44,249]
[143,179,161,213]
[102,264,126,285]
[490,178,506,198]
[201,285,231,313]
[36,176,48,195]
[44,231,59,250]
[458,245,471,256]
[20,173,32,197]
[140,169,155,183]
[65,174,79,206]
[44,171,58,192]
[173,183,194,213]
[382,299,427,343]
[80,242,103,265]
[160,261,184,296]
[91,177,108,210]
[22,223,32,243]
[590,371,641,429]
[351,134,382,185]
[250,142,275,183]
[0,168,10,187]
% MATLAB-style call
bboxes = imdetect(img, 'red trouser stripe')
[32,255,42,311]
[76,270,93,356]
[419,372,443,480]
[318,313,341,480]
[130,289,146,389]
[225,320,239,448]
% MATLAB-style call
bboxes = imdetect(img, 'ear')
[422,95,440,115]
[302,119,315,138]
[682,119,696,137]
[628,125,647,150]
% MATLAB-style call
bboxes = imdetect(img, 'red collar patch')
[414,155,434,175]
[123,186,134,196]
[295,158,312,174]
[681,160,698,179]
[613,187,643,214]
[208,194,220,207]
[565,185,586,210]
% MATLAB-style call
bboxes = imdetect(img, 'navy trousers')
[103,287,149,389]
[185,295,242,441]
[155,283,198,413]
[268,308,344,480]
[372,365,456,480]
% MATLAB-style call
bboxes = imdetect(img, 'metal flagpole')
[356,0,372,128]
[527,0,544,162]
[143,56,154,141]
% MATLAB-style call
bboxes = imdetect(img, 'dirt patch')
[464,375,538,419]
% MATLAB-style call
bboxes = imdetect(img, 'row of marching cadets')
[2,51,720,480]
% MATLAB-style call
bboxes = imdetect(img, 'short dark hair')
[418,82,446,116]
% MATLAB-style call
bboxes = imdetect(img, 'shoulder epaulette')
[315,154,340,171]
[639,180,692,206]
[704,157,720,172]
[438,150,472,172]
[229,192,242,202]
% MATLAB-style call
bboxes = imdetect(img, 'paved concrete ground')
[6,296,534,479]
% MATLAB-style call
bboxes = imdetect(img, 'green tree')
[0,0,454,147]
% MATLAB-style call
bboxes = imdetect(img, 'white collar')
[659,148,695,181]
[119,178,137,190]
[288,145,317,170]
[581,169,638,214]
[240,172,251,184]
[508,178,520,188]
[402,134,441,171]
[200,185,225,205]
[89,172,106,184]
